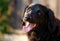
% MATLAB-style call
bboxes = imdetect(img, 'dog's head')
[22,3,55,32]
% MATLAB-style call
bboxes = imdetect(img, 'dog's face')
[22,4,57,41]
[22,4,48,32]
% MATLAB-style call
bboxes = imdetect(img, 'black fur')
[23,3,60,41]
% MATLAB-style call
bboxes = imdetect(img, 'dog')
[22,3,60,41]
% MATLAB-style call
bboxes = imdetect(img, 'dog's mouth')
[22,22,32,32]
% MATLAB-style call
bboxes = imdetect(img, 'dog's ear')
[46,8,56,33]
[46,8,55,22]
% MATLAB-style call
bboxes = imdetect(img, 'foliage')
[0,0,10,34]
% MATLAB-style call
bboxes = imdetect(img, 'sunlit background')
[0,0,60,41]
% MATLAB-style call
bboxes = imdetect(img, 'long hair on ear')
[46,8,56,33]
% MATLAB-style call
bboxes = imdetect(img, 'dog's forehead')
[26,5,40,14]
[27,5,40,12]
[24,5,43,18]
[31,5,40,12]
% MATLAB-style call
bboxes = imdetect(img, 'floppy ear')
[46,8,56,33]
[46,9,52,24]
[46,9,55,21]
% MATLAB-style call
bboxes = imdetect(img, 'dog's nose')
[22,22,25,26]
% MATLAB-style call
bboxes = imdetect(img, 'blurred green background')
[0,0,10,34]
